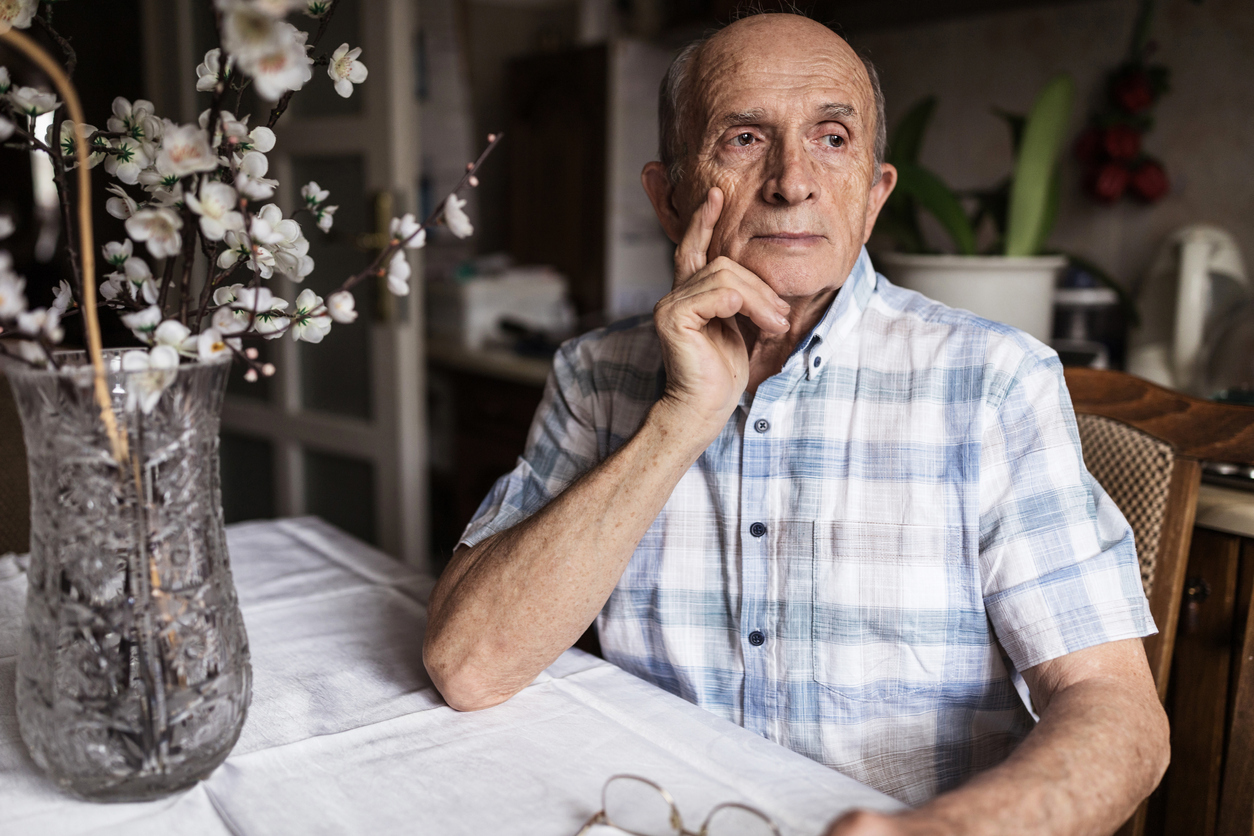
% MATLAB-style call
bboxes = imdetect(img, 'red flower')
[1113,71,1154,114]
[1088,162,1130,203]
[1103,124,1142,161]
[1130,160,1169,202]
[1074,127,1101,165]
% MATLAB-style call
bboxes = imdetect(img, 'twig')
[157,252,177,314]
[177,205,197,324]
[33,10,76,76]
[266,0,342,128]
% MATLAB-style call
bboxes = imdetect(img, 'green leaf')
[1030,171,1062,256]
[893,161,977,256]
[1005,74,1074,256]
[887,96,937,165]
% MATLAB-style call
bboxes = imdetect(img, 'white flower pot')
[874,253,1066,344]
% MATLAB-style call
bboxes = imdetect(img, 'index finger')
[674,187,723,286]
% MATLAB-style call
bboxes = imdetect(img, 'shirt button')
[748,631,765,646]
[754,419,770,433]
[813,356,822,368]
[750,522,767,537]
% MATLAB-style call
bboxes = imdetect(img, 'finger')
[667,277,790,335]
[686,256,790,314]
[672,267,790,333]
[669,285,747,328]
[674,187,723,284]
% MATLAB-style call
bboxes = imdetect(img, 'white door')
[141,0,428,568]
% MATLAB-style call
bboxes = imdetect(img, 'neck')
[738,286,837,393]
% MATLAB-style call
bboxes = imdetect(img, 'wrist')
[643,395,728,463]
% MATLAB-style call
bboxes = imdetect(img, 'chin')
[737,254,848,301]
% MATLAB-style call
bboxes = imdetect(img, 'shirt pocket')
[812,521,959,701]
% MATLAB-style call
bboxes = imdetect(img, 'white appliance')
[1128,225,1250,395]
[426,266,575,350]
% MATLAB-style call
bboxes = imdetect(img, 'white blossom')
[250,0,305,16]
[328,44,368,98]
[197,327,236,362]
[17,307,63,342]
[153,319,191,350]
[47,121,106,169]
[235,150,278,200]
[126,207,183,259]
[390,213,426,249]
[104,136,151,185]
[157,121,217,177]
[289,288,331,343]
[0,0,37,32]
[103,257,159,305]
[221,2,286,64]
[0,67,8,95]
[305,1,332,18]
[185,180,244,241]
[247,125,276,153]
[386,251,411,296]
[107,98,162,147]
[121,345,179,414]
[225,13,312,101]
[254,203,312,281]
[121,305,163,343]
[443,194,473,239]
[0,115,13,141]
[316,205,337,232]
[326,291,357,324]
[0,214,13,239]
[195,48,234,92]
[0,271,26,317]
[51,279,74,314]
[7,85,60,117]
[105,184,139,219]
[102,239,133,267]
[301,181,329,207]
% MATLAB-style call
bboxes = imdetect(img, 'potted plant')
[874,75,1074,342]
[0,1,496,801]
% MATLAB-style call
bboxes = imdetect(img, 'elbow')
[1147,699,1172,787]
[423,635,516,713]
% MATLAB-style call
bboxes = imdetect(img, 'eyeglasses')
[574,774,782,836]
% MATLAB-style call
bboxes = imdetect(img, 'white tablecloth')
[0,518,902,835]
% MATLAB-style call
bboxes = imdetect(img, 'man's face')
[651,16,895,302]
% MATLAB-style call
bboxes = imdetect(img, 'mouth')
[752,232,825,246]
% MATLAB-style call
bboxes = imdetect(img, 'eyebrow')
[712,102,858,132]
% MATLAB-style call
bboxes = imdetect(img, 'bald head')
[658,13,886,186]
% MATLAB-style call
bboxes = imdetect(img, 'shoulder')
[866,274,1064,407]
[553,314,663,404]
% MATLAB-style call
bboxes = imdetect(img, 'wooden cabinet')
[1156,486,1254,836]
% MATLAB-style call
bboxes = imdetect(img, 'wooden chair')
[1064,367,1254,836]
[0,371,30,556]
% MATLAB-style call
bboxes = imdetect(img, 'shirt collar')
[789,246,877,379]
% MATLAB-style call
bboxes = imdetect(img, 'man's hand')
[652,187,791,440]
[825,810,951,836]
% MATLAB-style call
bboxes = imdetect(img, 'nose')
[761,134,819,206]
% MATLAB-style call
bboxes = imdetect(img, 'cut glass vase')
[5,350,251,801]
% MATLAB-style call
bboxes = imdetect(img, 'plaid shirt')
[461,248,1154,805]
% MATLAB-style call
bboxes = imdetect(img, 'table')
[1,518,902,835]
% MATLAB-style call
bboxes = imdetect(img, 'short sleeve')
[458,340,601,549]
[978,353,1155,673]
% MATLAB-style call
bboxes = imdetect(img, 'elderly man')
[425,13,1168,835]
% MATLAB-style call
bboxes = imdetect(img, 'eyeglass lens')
[603,775,681,836]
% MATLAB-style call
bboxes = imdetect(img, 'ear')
[642,161,686,245]
[861,161,898,244]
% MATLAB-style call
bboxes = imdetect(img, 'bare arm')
[423,187,791,710]
[826,638,1170,836]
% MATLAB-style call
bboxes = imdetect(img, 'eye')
[730,132,755,147]
[824,134,845,148]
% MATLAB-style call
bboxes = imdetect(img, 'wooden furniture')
[1064,368,1254,836]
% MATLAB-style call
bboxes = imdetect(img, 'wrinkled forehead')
[688,19,872,136]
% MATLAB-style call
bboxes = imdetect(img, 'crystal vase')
[5,350,251,802]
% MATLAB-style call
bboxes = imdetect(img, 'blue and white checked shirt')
[461,248,1154,805]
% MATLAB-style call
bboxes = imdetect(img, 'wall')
[853,0,1254,289]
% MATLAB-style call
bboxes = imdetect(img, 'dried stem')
[33,10,77,76]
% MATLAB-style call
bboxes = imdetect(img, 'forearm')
[424,401,709,711]
[898,677,1169,835]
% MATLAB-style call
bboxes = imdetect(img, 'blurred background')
[0,0,1250,571]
